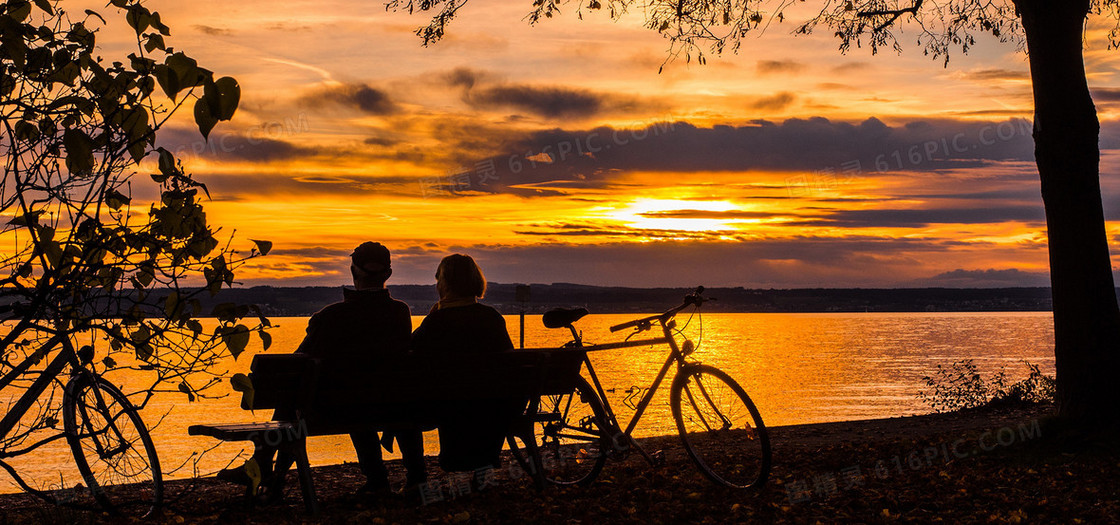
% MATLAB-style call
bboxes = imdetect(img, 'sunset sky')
[73,1,1120,288]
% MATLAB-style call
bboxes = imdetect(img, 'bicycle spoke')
[694,376,735,430]
[671,365,770,489]
[533,377,608,485]
[683,378,717,432]
[64,375,162,514]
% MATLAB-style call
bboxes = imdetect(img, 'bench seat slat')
[187,422,301,441]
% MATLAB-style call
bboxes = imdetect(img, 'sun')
[603,198,742,232]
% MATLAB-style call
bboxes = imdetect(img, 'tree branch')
[858,0,925,31]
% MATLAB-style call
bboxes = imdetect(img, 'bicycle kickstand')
[626,435,665,467]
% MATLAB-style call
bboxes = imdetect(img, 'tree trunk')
[1016,0,1120,423]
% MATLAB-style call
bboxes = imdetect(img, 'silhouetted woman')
[411,254,514,472]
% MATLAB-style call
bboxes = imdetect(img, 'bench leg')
[522,435,547,491]
[507,419,547,491]
[291,437,318,515]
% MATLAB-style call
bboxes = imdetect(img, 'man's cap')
[351,242,391,272]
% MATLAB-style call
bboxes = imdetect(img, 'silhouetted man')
[224,242,426,497]
[291,241,426,494]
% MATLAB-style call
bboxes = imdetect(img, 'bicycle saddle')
[542,307,589,328]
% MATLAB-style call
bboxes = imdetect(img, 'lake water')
[0,311,1055,493]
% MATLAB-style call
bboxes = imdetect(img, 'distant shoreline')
[1,283,1060,318]
[208,284,1061,317]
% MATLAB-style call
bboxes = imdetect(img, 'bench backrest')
[240,349,585,418]
[243,353,320,411]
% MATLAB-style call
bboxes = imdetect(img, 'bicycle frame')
[0,334,142,503]
[534,288,771,490]
[0,334,75,445]
[570,299,700,460]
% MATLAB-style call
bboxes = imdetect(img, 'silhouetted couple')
[232,243,513,499]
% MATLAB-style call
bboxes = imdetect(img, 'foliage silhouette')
[0,0,268,493]
[918,360,1055,413]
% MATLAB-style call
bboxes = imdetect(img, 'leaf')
[250,239,273,256]
[122,107,150,142]
[128,140,146,164]
[135,264,154,287]
[125,5,150,35]
[230,380,256,417]
[84,9,105,24]
[102,356,117,368]
[153,64,179,101]
[63,128,95,175]
[212,76,240,121]
[149,12,171,36]
[206,272,222,296]
[166,52,202,89]
[36,224,54,243]
[51,61,81,87]
[130,323,150,343]
[14,120,40,142]
[34,0,53,15]
[105,188,131,210]
[0,73,15,97]
[144,33,165,53]
[178,381,196,402]
[193,96,218,139]
[148,147,175,183]
[221,325,251,359]
[10,1,32,22]
[259,330,272,351]
[230,373,253,392]
[7,210,44,227]
[77,345,94,365]
[243,459,262,492]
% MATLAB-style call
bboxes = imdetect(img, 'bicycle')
[518,286,770,490]
[0,335,162,515]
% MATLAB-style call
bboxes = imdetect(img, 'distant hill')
[207,284,1057,317]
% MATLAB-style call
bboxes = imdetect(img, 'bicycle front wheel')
[537,376,609,486]
[670,364,770,489]
[63,374,163,515]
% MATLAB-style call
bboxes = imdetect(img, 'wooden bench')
[188,349,585,514]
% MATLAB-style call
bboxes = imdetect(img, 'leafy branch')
[0,0,269,489]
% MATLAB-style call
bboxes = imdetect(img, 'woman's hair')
[436,254,486,298]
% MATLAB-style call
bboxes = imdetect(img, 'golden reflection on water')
[2,312,1054,493]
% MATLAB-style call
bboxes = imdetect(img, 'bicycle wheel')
[670,364,770,489]
[63,374,163,515]
[536,376,609,485]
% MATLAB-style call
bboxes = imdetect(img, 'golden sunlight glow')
[39,0,1093,286]
[601,199,741,232]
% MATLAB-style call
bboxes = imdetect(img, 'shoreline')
[4,404,1103,524]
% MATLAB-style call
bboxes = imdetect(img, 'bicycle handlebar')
[609,286,710,332]
[608,315,655,333]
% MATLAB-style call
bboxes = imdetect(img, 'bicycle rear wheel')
[536,376,608,486]
[63,374,163,515]
[670,364,770,489]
